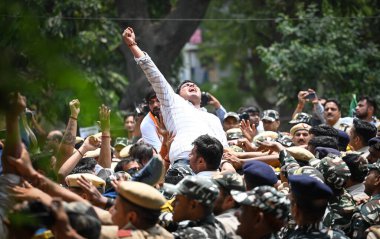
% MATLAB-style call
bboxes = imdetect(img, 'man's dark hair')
[192,134,223,170]
[175,80,195,94]
[325,99,341,111]
[123,112,135,122]
[308,136,338,150]
[292,194,328,222]
[358,96,377,115]
[70,157,97,174]
[309,124,339,139]
[352,118,377,146]
[241,106,260,114]
[129,142,154,165]
[145,88,157,103]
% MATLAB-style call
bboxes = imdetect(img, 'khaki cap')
[290,123,311,136]
[119,145,133,158]
[118,181,166,210]
[65,173,106,188]
[286,146,314,161]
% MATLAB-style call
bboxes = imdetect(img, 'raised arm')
[122,27,178,109]
[98,104,112,168]
[2,92,26,174]
[55,99,80,171]
[57,136,99,183]
[122,27,144,58]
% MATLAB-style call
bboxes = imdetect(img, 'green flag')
[348,94,357,117]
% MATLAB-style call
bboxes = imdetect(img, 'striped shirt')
[135,53,228,164]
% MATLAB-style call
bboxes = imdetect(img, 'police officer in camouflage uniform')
[163,175,227,239]
[350,159,380,238]
[287,175,349,239]
[213,173,246,239]
[231,186,290,239]
[316,155,356,233]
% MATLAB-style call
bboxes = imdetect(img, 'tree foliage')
[0,0,125,126]
[200,0,380,112]
[257,4,380,111]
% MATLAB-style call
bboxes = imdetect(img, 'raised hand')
[99,104,111,132]
[122,27,136,46]
[69,99,80,119]
[240,119,256,142]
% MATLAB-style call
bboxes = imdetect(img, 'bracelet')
[105,198,114,210]
[128,41,137,47]
[76,149,84,157]
[70,116,77,120]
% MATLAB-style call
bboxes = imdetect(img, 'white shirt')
[140,113,162,152]
[135,53,228,163]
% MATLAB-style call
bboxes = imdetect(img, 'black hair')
[114,157,139,173]
[192,134,223,170]
[145,88,157,103]
[308,136,338,150]
[123,112,136,122]
[175,80,195,94]
[358,96,377,115]
[352,118,377,146]
[292,193,328,222]
[309,124,339,139]
[129,142,154,165]
[70,157,97,174]
[324,99,341,111]
[342,153,368,183]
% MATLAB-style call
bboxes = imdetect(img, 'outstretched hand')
[256,140,285,154]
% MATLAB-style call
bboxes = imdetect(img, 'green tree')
[257,4,380,112]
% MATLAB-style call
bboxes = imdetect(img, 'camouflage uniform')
[287,222,348,239]
[172,214,227,239]
[316,155,355,233]
[350,160,380,239]
[287,175,350,239]
[163,176,227,239]
[350,194,380,239]
[231,186,290,239]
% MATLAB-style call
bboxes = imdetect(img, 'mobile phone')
[201,92,210,107]
[304,92,316,100]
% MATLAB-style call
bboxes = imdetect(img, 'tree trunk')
[116,0,211,110]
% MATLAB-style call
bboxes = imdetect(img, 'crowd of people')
[0,26,380,239]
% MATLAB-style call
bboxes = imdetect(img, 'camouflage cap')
[289,113,312,125]
[226,128,244,140]
[163,175,219,207]
[231,186,290,220]
[316,155,351,190]
[164,164,194,185]
[293,166,325,183]
[262,110,279,122]
[212,173,246,192]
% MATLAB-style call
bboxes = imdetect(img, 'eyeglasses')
[180,82,197,89]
